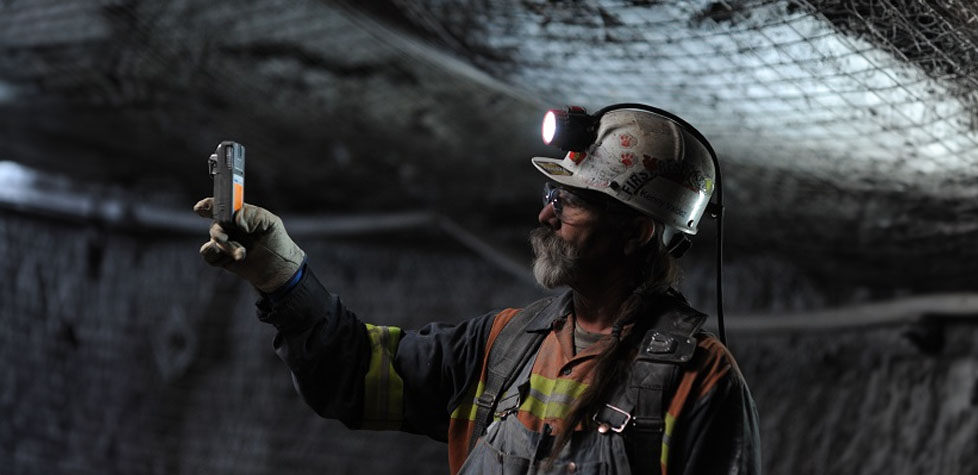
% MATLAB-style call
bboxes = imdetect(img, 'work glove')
[194,197,305,293]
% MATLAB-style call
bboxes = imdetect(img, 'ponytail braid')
[547,220,678,461]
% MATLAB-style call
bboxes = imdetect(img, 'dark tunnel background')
[2,1,978,474]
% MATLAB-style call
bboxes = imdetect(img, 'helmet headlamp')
[541,106,598,152]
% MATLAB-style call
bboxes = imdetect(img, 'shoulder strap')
[468,296,561,451]
[636,290,708,363]
[596,293,709,474]
[594,297,706,427]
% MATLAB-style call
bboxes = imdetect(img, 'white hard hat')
[532,108,716,243]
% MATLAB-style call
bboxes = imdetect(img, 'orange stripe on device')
[233,183,244,212]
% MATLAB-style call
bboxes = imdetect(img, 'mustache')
[529,227,574,258]
[529,226,579,288]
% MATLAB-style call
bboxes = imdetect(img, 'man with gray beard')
[530,224,579,288]
[195,105,761,474]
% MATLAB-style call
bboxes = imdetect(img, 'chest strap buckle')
[493,391,522,418]
[593,403,632,434]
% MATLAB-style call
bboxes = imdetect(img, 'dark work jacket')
[256,266,762,474]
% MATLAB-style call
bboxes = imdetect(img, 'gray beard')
[529,227,580,289]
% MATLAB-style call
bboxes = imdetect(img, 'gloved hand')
[194,197,306,293]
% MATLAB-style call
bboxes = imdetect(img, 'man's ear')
[624,217,656,255]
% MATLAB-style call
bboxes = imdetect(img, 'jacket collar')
[524,290,574,333]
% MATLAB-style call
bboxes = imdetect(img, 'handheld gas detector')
[207,141,245,225]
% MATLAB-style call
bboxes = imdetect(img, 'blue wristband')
[264,258,306,303]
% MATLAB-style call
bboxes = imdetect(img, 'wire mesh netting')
[390,0,978,178]
[385,0,978,287]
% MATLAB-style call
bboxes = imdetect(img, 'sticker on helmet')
[568,151,588,164]
[642,155,659,171]
[620,170,654,196]
[637,186,688,219]
[537,161,574,176]
[620,152,635,167]
[642,154,713,193]
[702,177,715,194]
[619,134,637,148]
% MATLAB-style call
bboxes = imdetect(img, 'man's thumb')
[193,197,215,219]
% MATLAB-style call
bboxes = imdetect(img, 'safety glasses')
[543,182,590,217]
[543,182,595,224]
[542,182,636,224]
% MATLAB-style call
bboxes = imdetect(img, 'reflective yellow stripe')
[450,373,590,424]
[661,412,677,468]
[362,324,404,430]
[450,380,485,421]
[518,373,589,420]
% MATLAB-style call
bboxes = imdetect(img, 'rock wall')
[0,211,542,474]
[2,210,976,474]
[733,323,978,475]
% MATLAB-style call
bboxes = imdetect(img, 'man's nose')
[538,203,560,229]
